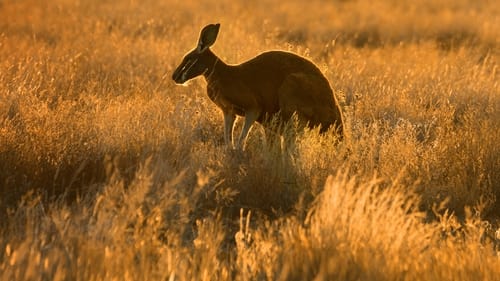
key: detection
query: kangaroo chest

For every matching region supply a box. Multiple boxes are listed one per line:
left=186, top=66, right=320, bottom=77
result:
left=206, top=82, right=251, bottom=116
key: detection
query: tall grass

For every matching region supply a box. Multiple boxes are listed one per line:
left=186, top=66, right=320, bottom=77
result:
left=1, top=0, right=499, bottom=280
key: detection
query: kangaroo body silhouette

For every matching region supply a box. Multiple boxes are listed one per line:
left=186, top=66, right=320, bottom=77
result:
left=172, top=23, right=344, bottom=149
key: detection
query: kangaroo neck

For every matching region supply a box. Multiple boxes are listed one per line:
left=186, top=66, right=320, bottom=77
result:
left=203, top=49, right=227, bottom=83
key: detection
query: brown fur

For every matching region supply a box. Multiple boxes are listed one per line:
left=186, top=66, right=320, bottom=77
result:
left=173, top=24, right=344, bottom=149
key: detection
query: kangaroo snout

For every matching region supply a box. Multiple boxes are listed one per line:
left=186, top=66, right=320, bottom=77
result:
left=172, top=62, right=188, bottom=84
left=172, top=70, right=182, bottom=84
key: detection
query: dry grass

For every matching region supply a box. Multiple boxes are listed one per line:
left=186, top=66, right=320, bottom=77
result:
left=1, top=0, right=499, bottom=280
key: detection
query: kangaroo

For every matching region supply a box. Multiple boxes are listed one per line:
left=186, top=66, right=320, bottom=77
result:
left=172, top=23, right=344, bottom=149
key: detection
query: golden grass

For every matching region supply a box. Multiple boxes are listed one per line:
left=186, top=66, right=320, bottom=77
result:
left=1, top=0, right=499, bottom=280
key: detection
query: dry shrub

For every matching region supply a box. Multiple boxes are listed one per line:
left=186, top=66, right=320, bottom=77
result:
left=235, top=172, right=500, bottom=281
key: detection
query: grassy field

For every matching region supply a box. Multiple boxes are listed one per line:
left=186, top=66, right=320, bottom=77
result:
left=1, top=0, right=499, bottom=280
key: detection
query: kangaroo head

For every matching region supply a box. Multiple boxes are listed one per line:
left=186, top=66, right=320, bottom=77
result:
left=172, top=23, right=220, bottom=84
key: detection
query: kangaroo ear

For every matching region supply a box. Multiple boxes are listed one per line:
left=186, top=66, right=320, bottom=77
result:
left=197, top=23, right=220, bottom=52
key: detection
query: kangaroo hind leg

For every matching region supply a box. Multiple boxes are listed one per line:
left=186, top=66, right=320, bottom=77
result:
left=278, top=74, right=318, bottom=129
left=278, top=73, right=340, bottom=134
